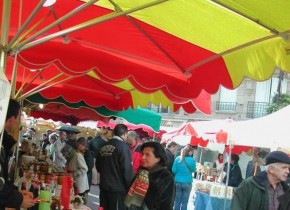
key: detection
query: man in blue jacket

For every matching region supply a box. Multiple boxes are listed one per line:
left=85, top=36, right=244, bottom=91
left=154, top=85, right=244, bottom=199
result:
left=96, top=124, right=134, bottom=210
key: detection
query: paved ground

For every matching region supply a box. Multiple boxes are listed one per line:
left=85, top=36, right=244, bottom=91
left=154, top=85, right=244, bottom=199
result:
left=86, top=184, right=195, bottom=210
left=87, top=185, right=100, bottom=209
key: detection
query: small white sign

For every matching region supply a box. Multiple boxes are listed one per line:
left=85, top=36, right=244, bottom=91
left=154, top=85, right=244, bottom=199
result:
left=0, top=69, right=11, bottom=133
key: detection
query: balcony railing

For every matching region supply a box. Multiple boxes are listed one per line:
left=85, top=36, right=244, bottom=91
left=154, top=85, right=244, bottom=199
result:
left=146, top=103, right=171, bottom=114
left=246, top=101, right=269, bottom=118
left=216, top=102, right=237, bottom=111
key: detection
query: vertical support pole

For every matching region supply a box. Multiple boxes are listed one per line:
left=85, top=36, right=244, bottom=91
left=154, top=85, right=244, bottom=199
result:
left=0, top=0, right=12, bottom=72
left=224, top=140, right=233, bottom=210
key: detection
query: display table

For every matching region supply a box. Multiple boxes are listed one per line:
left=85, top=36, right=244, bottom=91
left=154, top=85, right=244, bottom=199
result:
left=20, top=204, right=91, bottom=210
left=192, top=179, right=233, bottom=210
left=194, top=191, right=231, bottom=210
left=193, top=180, right=233, bottom=199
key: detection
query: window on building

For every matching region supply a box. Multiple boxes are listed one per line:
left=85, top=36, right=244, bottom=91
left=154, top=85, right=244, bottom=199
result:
left=256, top=77, right=288, bottom=103
left=253, top=77, right=288, bottom=118
left=269, top=77, right=287, bottom=98
left=147, top=102, right=170, bottom=114
left=216, top=87, right=237, bottom=111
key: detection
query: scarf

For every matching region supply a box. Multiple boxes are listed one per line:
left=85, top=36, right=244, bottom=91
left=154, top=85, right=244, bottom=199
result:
left=124, top=168, right=149, bottom=207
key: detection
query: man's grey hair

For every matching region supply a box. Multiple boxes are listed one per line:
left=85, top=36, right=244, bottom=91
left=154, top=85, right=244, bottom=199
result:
left=127, top=131, right=140, bottom=140
left=265, top=162, right=284, bottom=172
left=49, top=133, right=59, bottom=142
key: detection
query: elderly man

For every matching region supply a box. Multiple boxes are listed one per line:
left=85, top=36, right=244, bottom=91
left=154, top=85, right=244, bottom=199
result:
left=53, top=130, right=67, bottom=169
left=231, top=150, right=290, bottom=210
left=165, top=141, right=178, bottom=174
left=127, top=131, right=143, bottom=174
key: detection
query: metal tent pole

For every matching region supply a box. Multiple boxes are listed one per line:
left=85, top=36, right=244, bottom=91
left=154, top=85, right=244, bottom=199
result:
left=14, top=0, right=98, bottom=50
left=223, top=141, right=233, bottom=210
left=17, top=0, right=168, bottom=52
left=0, top=0, right=12, bottom=72
left=0, top=0, right=12, bottom=157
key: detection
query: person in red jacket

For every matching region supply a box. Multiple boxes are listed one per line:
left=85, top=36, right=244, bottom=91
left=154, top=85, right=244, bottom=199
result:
left=127, top=131, right=143, bottom=174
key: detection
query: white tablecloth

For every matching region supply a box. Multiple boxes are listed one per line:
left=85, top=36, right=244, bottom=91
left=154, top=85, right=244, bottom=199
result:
left=193, top=179, right=233, bottom=199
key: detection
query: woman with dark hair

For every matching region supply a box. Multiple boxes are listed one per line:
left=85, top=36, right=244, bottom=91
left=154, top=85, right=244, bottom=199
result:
left=223, top=153, right=243, bottom=187
left=213, top=153, right=224, bottom=171
left=125, top=141, right=175, bottom=210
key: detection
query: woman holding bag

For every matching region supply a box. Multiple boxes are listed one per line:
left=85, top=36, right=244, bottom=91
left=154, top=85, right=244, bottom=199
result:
left=172, top=145, right=196, bottom=210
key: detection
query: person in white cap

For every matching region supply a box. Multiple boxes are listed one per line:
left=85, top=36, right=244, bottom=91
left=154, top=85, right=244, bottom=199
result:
left=231, top=150, right=290, bottom=210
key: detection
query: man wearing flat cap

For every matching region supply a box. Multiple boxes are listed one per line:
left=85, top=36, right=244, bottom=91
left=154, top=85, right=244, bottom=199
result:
left=231, top=151, right=290, bottom=210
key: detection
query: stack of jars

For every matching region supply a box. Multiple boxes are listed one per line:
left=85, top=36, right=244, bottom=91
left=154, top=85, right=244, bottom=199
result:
left=21, top=160, right=67, bottom=186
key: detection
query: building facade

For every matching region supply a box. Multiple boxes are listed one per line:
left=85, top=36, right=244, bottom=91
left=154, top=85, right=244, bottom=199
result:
left=149, top=71, right=290, bottom=128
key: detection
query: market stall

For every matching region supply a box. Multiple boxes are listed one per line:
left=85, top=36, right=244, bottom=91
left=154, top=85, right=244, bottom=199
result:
left=96, top=120, right=166, bottom=139
left=229, top=104, right=290, bottom=149
left=161, top=119, right=254, bottom=158
left=161, top=119, right=254, bottom=210
left=193, top=176, right=233, bottom=210
left=195, top=191, right=231, bottom=210
left=15, top=143, right=91, bottom=210
left=161, top=119, right=232, bottom=152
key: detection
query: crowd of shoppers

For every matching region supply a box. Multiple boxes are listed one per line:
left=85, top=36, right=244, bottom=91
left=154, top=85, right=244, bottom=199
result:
left=1, top=99, right=290, bottom=210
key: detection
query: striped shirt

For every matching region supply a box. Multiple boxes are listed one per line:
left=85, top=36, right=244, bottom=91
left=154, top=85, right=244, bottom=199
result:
left=268, top=182, right=284, bottom=210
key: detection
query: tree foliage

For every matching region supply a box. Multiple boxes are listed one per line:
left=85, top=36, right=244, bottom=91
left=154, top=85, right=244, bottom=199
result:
left=267, top=94, right=290, bottom=114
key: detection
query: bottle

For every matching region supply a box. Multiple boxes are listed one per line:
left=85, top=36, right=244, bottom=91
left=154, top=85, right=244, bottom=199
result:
left=47, top=164, right=52, bottom=174
left=20, top=172, right=27, bottom=190
left=26, top=172, right=33, bottom=191
left=32, top=174, right=40, bottom=198
left=50, top=177, right=56, bottom=196
left=29, top=164, right=34, bottom=174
